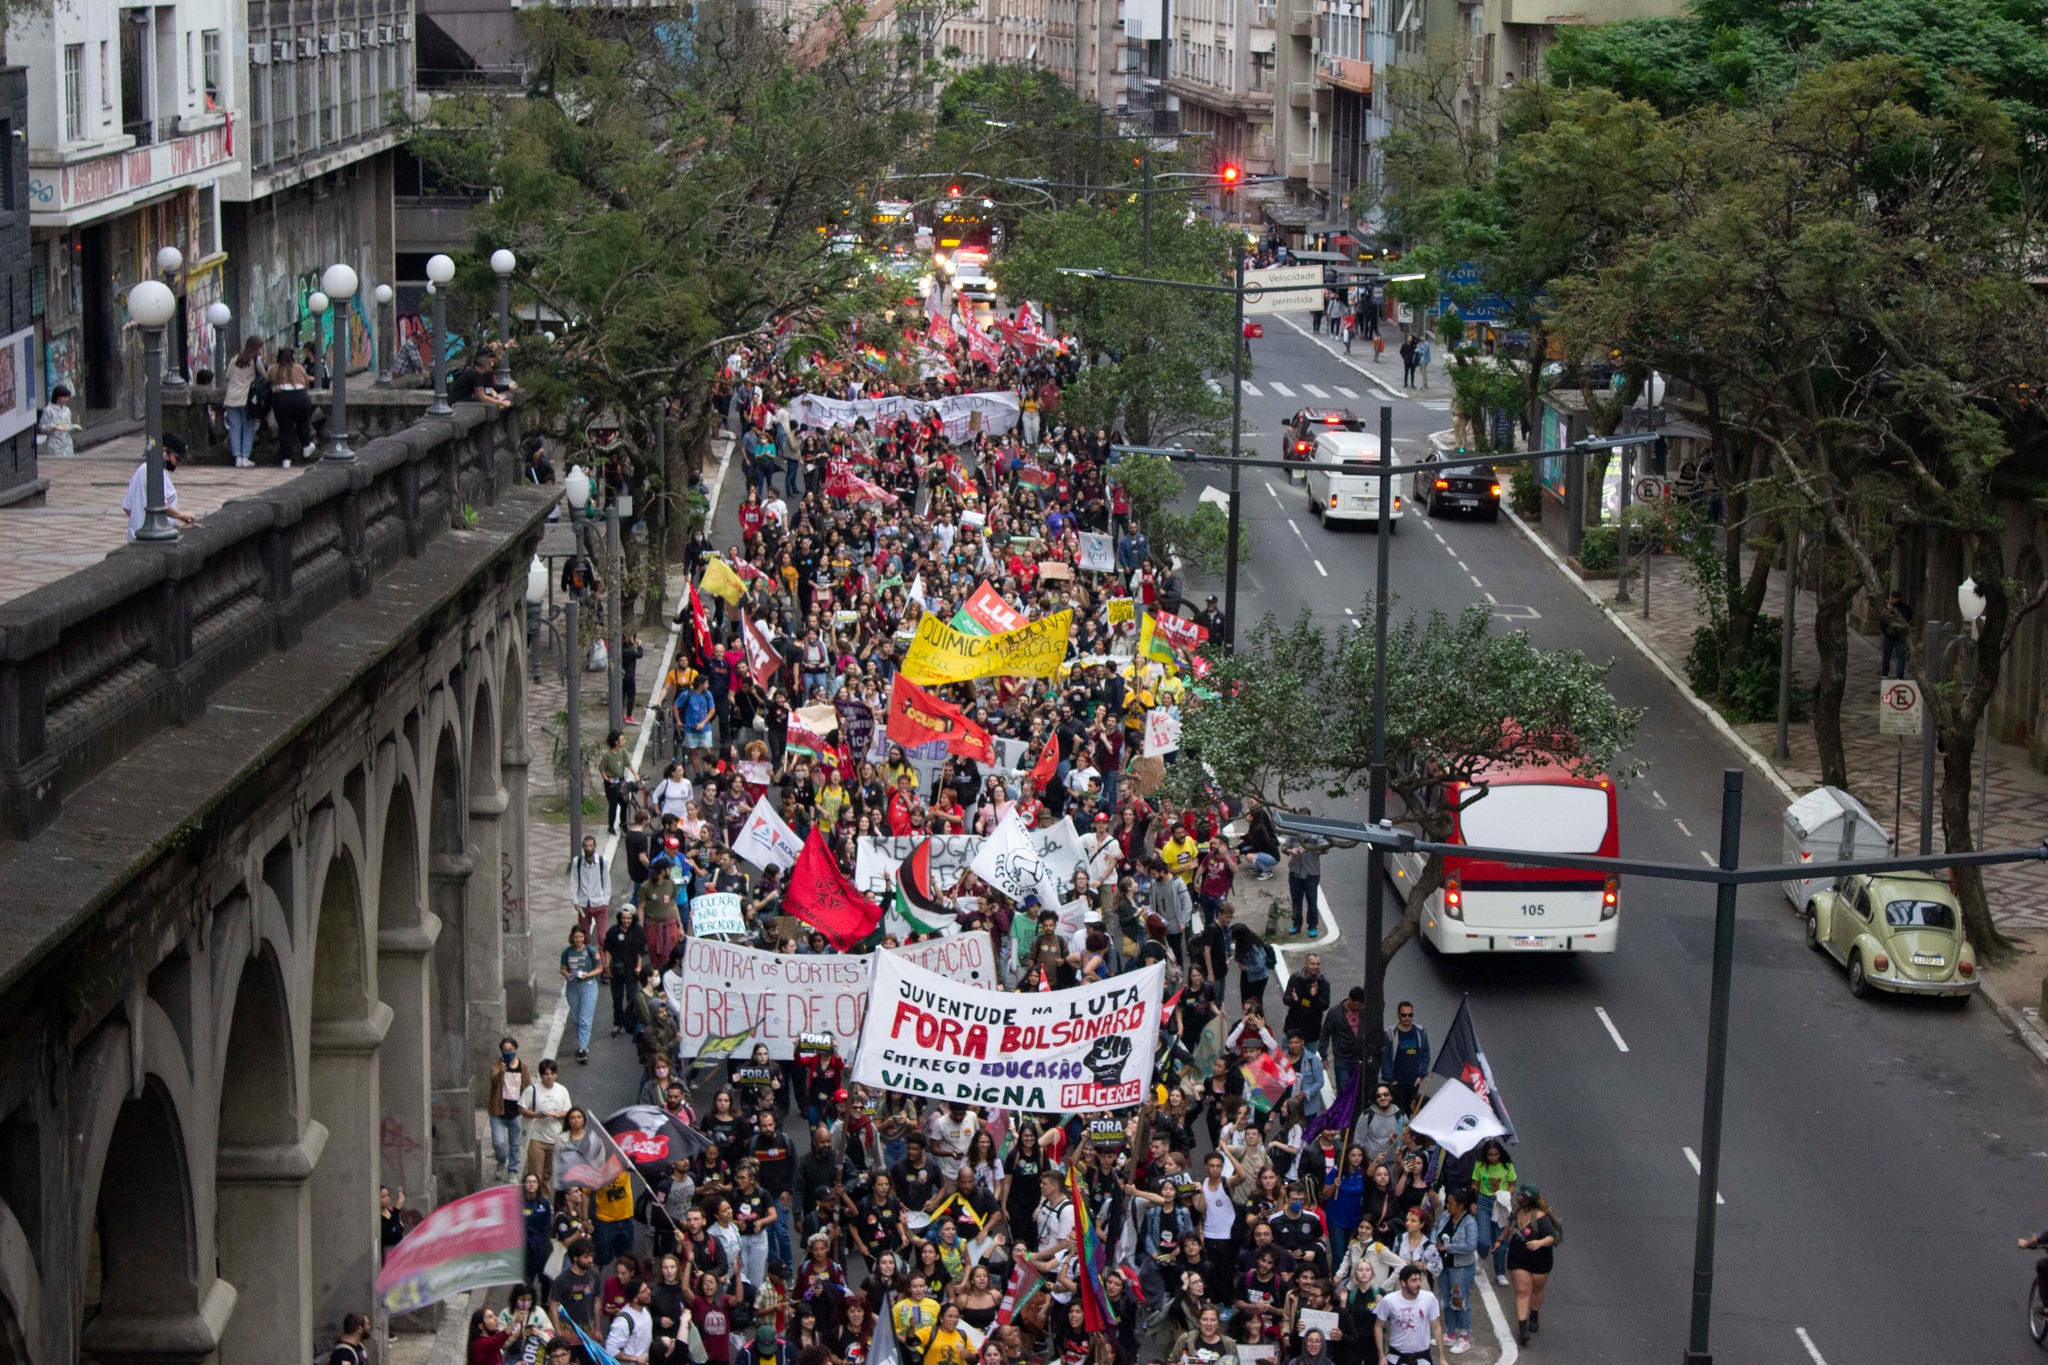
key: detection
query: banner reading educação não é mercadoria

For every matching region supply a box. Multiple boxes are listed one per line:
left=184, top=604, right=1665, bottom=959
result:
left=852, top=953, right=1164, bottom=1110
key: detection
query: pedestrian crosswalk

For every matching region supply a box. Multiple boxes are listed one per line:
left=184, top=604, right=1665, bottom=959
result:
left=1301, top=384, right=1328, bottom=398
left=1241, top=381, right=1262, bottom=397
left=1269, top=382, right=1296, bottom=397
left=1335, top=386, right=1358, bottom=399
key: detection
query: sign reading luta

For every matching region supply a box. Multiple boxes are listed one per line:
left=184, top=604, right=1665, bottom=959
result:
left=853, top=954, right=1164, bottom=1109
left=900, top=609, right=1073, bottom=686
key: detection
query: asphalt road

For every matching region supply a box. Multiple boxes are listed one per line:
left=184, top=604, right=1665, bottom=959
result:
left=1181, top=318, right=2048, bottom=1363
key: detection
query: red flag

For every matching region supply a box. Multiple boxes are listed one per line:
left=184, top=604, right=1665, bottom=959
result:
left=887, top=674, right=995, bottom=764
left=927, top=312, right=957, bottom=351
left=825, top=460, right=899, bottom=504
left=1028, top=733, right=1060, bottom=793
left=1152, top=612, right=1208, bottom=652
left=741, top=614, right=781, bottom=689
left=786, top=830, right=881, bottom=950
left=688, top=584, right=714, bottom=664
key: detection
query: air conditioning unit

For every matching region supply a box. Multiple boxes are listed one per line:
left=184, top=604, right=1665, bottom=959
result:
left=252, top=43, right=270, bottom=64
left=273, top=39, right=290, bottom=60
left=396, top=21, right=411, bottom=39
left=320, top=33, right=336, bottom=52
left=360, top=29, right=373, bottom=48
left=339, top=31, right=355, bottom=49
left=297, top=36, right=315, bottom=57
left=376, top=25, right=390, bottom=43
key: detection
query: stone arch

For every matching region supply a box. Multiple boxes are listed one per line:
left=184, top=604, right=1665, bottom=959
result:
left=306, top=847, right=384, bottom=1348
left=0, top=1201, right=44, bottom=1365
left=214, top=947, right=317, bottom=1365
left=461, top=678, right=508, bottom=1104
left=376, top=775, right=435, bottom=1197
left=426, top=723, right=478, bottom=1194
left=79, top=1079, right=207, bottom=1364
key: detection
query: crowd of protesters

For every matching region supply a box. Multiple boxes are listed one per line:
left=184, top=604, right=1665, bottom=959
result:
left=429, top=288, right=1560, bottom=1365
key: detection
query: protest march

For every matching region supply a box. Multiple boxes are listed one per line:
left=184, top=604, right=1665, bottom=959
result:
left=385, top=290, right=1535, bottom=1365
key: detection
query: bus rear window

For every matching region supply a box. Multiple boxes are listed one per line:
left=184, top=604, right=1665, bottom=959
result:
left=1458, top=783, right=1610, bottom=853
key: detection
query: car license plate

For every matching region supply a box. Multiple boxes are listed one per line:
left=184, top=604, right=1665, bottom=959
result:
left=1512, top=935, right=1548, bottom=948
left=1911, top=952, right=1946, bottom=967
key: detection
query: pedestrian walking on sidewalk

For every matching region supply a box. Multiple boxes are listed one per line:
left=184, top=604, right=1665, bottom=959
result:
left=570, top=834, right=613, bottom=940
left=1400, top=336, right=1419, bottom=387
left=560, top=923, right=604, bottom=1063
left=1417, top=336, right=1434, bottom=389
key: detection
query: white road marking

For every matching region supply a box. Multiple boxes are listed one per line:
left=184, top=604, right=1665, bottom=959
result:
left=1336, top=386, right=1359, bottom=399
left=1315, top=560, right=1329, bottom=577
left=1595, top=1007, right=1629, bottom=1052
left=1674, top=818, right=1694, bottom=837
left=1265, top=480, right=1280, bottom=500
left=1457, top=560, right=1469, bottom=571
left=1301, top=384, right=1328, bottom=398
left=1794, top=1328, right=1828, bottom=1365
left=1682, top=1147, right=1727, bottom=1204
left=1344, top=607, right=1356, bottom=616
left=1470, top=575, right=1484, bottom=588
left=1242, top=381, right=1262, bottom=397
left=1652, top=790, right=1669, bottom=808
left=1483, top=591, right=1498, bottom=605
left=1700, top=851, right=1716, bottom=866
left=1275, top=315, right=1408, bottom=400
left=1269, top=381, right=1295, bottom=397
left=1431, top=530, right=1447, bottom=543
left=1444, top=543, right=1458, bottom=556
left=1288, top=520, right=1315, bottom=552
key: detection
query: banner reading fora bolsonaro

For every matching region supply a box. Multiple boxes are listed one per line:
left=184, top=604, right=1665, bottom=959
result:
left=852, top=953, right=1164, bottom=1110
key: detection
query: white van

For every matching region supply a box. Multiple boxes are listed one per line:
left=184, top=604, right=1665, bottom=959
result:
left=1306, top=429, right=1403, bottom=527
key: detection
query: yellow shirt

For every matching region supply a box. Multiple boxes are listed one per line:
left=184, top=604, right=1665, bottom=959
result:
left=594, top=1171, right=635, bottom=1223
left=919, top=1327, right=972, bottom=1365
left=893, top=1297, right=942, bottom=1342
left=1162, top=834, right=1199, bottom=883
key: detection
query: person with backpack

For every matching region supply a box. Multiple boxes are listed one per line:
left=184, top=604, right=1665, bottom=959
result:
left=222, top=338, right=265, bottom=467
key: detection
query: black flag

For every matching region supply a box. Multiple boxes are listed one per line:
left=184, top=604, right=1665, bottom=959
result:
left=1431, top=995, right=1517, bottom=1143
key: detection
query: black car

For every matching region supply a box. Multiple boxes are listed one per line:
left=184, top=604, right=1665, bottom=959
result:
left=1282, top=407, right=1366, bottom=466
left=1415, top=452, right=1502, bottom=521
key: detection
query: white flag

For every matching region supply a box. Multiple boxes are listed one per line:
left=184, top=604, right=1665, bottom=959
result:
left=1142, top=709, right=1182, bottom=757
left=1409, top=1077, right=1509, bottom=1157
left=733, top=796, right=803, bottom=871
left=1078, top=532, right=1115, bottom=573
left=970, top=811, right=1045, bottom=906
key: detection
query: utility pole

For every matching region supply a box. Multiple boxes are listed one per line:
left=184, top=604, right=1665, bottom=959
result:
left=1364, top=405, right=1393, bottom=1079
left=607, top=498, right=625, bottom=734
left=1223, top=244, right=1246, bottom=651
left=566, top=594, right=584, bottom=863
left=1141, top=154, right=1153, bottom=269
left=1684, top=768, right=1745, bottom=1364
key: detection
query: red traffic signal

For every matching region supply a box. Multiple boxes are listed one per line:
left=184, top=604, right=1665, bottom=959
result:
left=1220, top=164, right=1241, bottom=186
left=947, top=183, right=963, bottom=197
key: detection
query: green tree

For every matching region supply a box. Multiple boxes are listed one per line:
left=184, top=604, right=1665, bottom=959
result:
left=997, top=203, right=1238, bottom=447
left=1175, top=604, right=1642, bottom=962
left=1109, top=449, right=1251, bottom=571
left=412, top=2, right=926, bottom=554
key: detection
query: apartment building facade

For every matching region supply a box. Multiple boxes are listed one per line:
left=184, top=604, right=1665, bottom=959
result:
left=1160, top=0, right=1274, bottom=205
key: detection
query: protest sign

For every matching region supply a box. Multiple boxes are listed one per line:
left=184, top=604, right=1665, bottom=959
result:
left=852, top=954, right=1165, bottom=1109
left=376, top=1185, right=525, bottom=1314
left=1297, top=1310, right=1339, bottom=1340
left=667, top=932, right=996, bottom=1059
left=901, top=610, right=1073, bottom=686
left=1106, top=598, right=1135, bottom=625
left=689, top=892, right=746, bottom=937
left=1143, top=709, right=1182, bottom=757
left=963, top=582, right=1028, bottom=635
left=971, top=813, right=1045, bottom=905
left=854, top=834, right=983, bottom=897
left=1078, top=533, right=1115, bottom=572
left=734, top=796, right=804, bottom=871
left=1036, top=560, right=1074, bottom=581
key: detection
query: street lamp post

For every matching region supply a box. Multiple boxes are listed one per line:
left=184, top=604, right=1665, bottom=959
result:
left=205, top=300, right=232, bottom=382
left=156, top=247, right=187, bottom=388
left=374, top=283, right=395, bottom=387
left=321, top=264, right=358, bottom=461
left=526, top=556, right=547, bottom=686
left=491, top=249, right=517, bottom=388
left=566, top=464, right=592, bottom=863
left=127, top=280, right=181, bottom=542
left=426, top=254, right=456, bottom=416
left=607, top=491, right=626, bottom=734
left=1960, top=576, right=1990, bottom=842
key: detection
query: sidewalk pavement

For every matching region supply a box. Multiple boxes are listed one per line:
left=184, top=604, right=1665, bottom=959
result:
left=1461, top=428, right=2048, bottom=1054
left=0, top=440, right=299, bottom=605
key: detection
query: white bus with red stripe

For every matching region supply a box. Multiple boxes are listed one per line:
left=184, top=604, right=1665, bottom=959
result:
left=1415, top=764, right=1621, bottom=954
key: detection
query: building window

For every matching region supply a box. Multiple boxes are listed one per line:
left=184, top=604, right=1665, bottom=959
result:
left=64, top=44, right=86, bottom=141
left=202, top=30, right=221, bottom=106
left=101, top=41, right=113, bottom=111
left=248, top=55, right=267, bottom=163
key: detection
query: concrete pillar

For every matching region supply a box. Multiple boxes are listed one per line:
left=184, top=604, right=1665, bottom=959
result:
left=309, top=1005, right=390, bottom=1348
left=501, top=742, right=535, bottom=1024
left=377, top=913, right=440, bottom=1202
left=216, top=1122, right=329, bottom=1365
left=429, top=852, right=480, bottom=1197
left=465, top=786, right=509, bottom=1098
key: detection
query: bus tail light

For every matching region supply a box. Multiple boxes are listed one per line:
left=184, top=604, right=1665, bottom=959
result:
left=1602, top=876, right=1618, bottom=920
left=1444, top=879, right=1463, bottom=920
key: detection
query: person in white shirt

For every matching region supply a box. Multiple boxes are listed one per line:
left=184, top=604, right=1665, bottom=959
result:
left=37, top=385, right=80, bottom=459
left=926, top=1102, right=979, bottom=1181
left=605, top=1279, right=656, bottom=1364
left=1033, top=1169, right=1075, bottom=1253
left=763, top=493, right=788, bottom=528
left=650, top=763, right=695, bottom=823
left=519, top=1059, right=573, bottom=1187
left=568, top=835, right=612, bottom=938
left=1373, top=1264, right=1446, bottom=1365
left=122, top=440, right=201, bottom=540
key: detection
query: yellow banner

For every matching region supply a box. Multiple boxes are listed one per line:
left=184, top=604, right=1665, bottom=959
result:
left=700, top=556, right=747, bottom=606
left=1107, top=597, right=1135, bottom=624
left=901, top=609, right=1074, bottom=685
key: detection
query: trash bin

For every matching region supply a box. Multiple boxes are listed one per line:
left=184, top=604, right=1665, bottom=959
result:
left=1781, top=785, right=1890, bottom=910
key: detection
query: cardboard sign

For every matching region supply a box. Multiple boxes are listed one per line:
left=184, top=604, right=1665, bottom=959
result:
left=690, top=892, right=747, bottom=937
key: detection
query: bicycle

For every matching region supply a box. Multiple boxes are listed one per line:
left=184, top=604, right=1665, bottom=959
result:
left=2020, top=1234, right=2048, bottom=1345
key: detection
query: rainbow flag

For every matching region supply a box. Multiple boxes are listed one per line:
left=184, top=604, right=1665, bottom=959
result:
left=1067, top=1164, right=1117, bottom=1330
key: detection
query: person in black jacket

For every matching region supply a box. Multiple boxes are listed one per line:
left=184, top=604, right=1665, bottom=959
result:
left=603, top=908, right=647, bottom=1037
left=1282, top=954, right=1330, bottom=1046
left=1324, top=988, right=1369, bottom=1100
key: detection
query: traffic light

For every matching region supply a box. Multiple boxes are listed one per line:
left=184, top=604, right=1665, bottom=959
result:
left=947, top=183, right=963, bottom=198
left=1220, top=164, right=1241, bottom=188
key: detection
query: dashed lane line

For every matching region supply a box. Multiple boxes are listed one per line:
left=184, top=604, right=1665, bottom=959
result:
left=1595, top=1007, right=1630, bottom=1052
left=1682, top=1147, right=1726, bottom=1204
left=1315, top=560, right=1329, bottom=577
left=1795, top=1329, right=1828, bottom=1365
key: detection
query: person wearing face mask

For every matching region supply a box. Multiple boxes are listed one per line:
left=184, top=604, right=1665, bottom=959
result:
left=488, top=1036, right=527, bottom=1179
left=1270, top=1181, right=1327, bottom=1275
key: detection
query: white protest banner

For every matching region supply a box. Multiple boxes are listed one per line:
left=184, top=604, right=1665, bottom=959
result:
left=734, top=796, right=804, bottom=871
left=689, top=892, right=746, bottom=937
left=971, top=813, right=1044, bottom=905
left=1031, top=816, right=1086, bottom=890
left=1077, top=532, right=1115, bottom=573
left=1142, top=709, right=1182, bottom=757
left=854, top=834, right=983, bottom=897
left=667, top=932, right=997, bottom=1060
left=853, top=955, right=1164, bottom=1110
